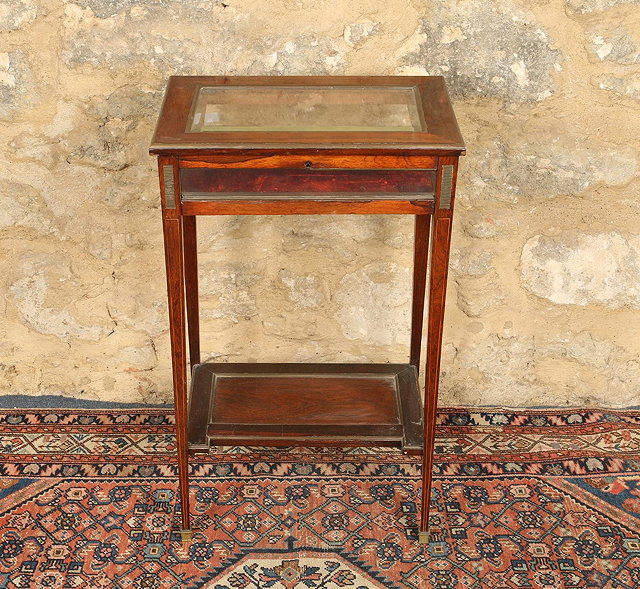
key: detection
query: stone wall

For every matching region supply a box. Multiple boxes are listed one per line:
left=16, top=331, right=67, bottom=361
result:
left=0, top=0, right=638, bottom=406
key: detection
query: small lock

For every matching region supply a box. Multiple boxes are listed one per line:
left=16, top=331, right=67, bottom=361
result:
left=304, top=161, right=312, bottom=168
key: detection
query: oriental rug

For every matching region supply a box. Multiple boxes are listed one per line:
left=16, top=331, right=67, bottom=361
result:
left=0, top=407, right=639, bottom=588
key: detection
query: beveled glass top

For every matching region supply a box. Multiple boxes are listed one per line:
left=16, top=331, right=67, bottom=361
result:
left=150, top=76, right=465, bottom=153
left=187, top=86, right=424, bottom=133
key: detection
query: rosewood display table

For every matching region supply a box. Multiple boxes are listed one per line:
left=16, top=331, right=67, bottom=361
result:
left=149, top=76, right=465, bottom=543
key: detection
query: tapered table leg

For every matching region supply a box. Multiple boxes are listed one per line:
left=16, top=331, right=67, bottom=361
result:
left=410, top=214, right=430, bottom=372
left=183, top=215, right=201, bottom=370
left=162, top=213, right=192, bottom=540
left=420, top=159, right=457, bottom=544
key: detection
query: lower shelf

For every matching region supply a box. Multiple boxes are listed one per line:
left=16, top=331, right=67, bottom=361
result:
left=187, top=363, right=424, bottom=455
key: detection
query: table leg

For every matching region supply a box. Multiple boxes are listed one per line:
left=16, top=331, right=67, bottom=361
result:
left=419, top=157, right=457, bottom=543
left=162, top=215, right=192, bottom=540
left=183, top=215, right=201, bottom=369
left=419, top=213, right=453, bottom=543
left=410, top=214, right=430, bottom=371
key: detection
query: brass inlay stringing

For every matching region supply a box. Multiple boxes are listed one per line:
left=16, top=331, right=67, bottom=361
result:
left=163, top=165, right=176, bottom=209
left=439, top=165, right=454, bottom=210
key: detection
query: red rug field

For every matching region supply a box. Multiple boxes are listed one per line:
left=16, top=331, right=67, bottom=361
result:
left=0, top=407, right=639, bottom=588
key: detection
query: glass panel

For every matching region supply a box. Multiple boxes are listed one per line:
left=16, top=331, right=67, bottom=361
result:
left=188, top=86, right=424, bottom=132
left=180, top=168, right=435, bottom=201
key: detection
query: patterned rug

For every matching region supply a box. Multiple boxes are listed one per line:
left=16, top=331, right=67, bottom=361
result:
left=0, top=407, right=639, bottom=588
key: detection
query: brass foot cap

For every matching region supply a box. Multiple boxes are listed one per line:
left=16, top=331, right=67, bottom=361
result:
left=418, top=531, right=430, bottom=544
left=180, top=529, right=193, bottom=542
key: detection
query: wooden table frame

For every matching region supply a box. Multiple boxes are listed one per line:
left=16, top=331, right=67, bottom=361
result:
left=150, top=76, right=464, bottom=544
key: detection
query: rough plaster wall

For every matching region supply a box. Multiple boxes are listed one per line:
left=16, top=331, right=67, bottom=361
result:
left=0, top=0, right=638, bottom=406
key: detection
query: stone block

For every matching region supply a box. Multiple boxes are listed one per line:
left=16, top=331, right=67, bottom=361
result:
left=61, top=3, right=215, bottom=70
left=444, top=333, right=538, bottom=405
left=464, top=218, right=499, bottom=239
left=262, top=314, right=320, bottom=340
left=589, top=29, right=639, bottom=64
left=0, top=50, right=36, bottom=118
left=278, top=269, right=326, bottom=309
left=64, top=119, right=130, bottom=171
left=456, top=272, right=505, bottom=317
left=565, top=0, right=639, bottom=15
left=344, top=21, right=379, bottom=47
left=520, top=232, right=640, bottom=308
left=8, top=134, right=59, bottom=168
left=466, top=136, right=637, bottom=202
left=334, top=262, right=410, bottom=347
left=9, top=253, right=113, bottom=341
left=0, top=180, right=55, bottom=235
left=0, top=0, right=39, bottom=31
left=266, top=37, right=347, bottom=74
left=596, top=74, right=640, bottom=100
left=540, top=332, right=640, bottom=404
left=198, top=262, right=259, bottom=323
left=116, top=340, right=157, bottom=372
left=70, top=0, right=170, bottom=19
left=451, top=248, right=494, bottom=277
left=403, top=0, right=561, bottom=102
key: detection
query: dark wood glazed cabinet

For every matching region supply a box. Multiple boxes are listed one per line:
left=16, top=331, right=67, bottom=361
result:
left=149, top=76, right=465, bottom=544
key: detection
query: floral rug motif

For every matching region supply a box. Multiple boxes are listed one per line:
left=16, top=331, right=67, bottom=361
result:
left=205, top=555, right=385, bottom=588
left=0, top=407, right=639, bottom=588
